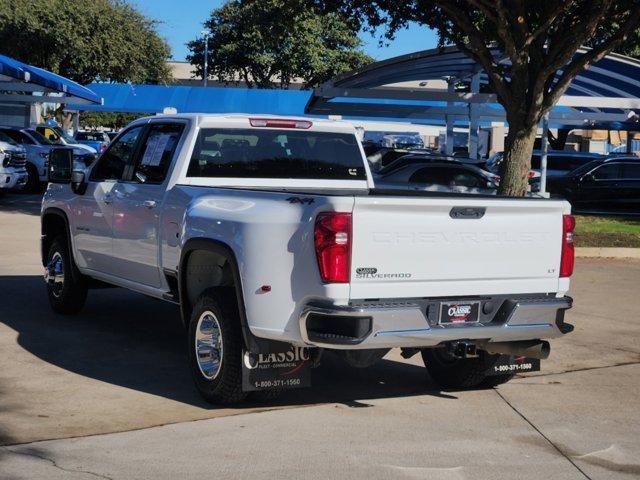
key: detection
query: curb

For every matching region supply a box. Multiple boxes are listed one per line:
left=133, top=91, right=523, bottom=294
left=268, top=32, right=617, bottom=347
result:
left=575, top=247, right=640, bottom=259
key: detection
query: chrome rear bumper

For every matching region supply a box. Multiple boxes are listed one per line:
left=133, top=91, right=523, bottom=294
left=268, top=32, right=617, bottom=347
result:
left=300, top=296, right=572, bottom=350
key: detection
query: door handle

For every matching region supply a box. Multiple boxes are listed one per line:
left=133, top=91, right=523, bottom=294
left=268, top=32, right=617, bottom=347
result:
left=142, top=200, right=157, bottom=209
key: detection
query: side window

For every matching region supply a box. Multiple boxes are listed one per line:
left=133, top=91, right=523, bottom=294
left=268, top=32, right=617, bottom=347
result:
left=0, top=130, right=19, bottom=143
left=133, top=123, right=184, bottom=184
left=592, top=163, right=621, bottom=180
left=409, top=167, right=455, bottom=185
left=621, top=163, right=640, bottom=180
left=19, top=132, right=35, bottom=145
left=92, top=126, right=144, bottom=181
left=451, top=170, right=483, bottom=188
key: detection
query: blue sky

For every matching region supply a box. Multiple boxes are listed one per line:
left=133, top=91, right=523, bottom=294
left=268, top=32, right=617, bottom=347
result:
left=127, top=0, right=438, bottom=62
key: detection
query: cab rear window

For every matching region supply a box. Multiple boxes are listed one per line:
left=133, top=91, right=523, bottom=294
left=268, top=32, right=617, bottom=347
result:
left=187, top=128, right=366, bottom=180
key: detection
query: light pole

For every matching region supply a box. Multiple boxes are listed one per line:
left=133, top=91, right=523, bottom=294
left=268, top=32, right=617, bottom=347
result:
left=201, top=29, right=210, bottom=87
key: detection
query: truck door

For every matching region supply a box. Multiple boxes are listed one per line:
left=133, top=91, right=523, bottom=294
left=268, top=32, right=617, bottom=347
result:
left=112, top=122, right=185, bottom=288
left=73, top=125, right=145, bottom=275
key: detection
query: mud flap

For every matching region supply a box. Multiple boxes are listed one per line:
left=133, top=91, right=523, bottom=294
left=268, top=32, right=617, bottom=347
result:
left=241, top=346, right=312, bottom=391
left=485, top=355, right=541, bottom=375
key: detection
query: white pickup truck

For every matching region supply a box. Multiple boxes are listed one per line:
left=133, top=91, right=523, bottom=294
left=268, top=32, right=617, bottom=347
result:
left=42, top=114, right=574, bottom=403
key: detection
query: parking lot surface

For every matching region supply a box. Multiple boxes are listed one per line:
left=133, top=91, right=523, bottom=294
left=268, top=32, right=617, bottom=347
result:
left=1, top=193, right=639, bottom=479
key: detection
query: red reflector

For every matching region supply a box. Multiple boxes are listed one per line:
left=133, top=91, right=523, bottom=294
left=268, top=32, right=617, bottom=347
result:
left=314, top=212, right=351, bottom=283
left=249, top=118, right=312, bottom=129
left=560, top=214, right=575, bottom=277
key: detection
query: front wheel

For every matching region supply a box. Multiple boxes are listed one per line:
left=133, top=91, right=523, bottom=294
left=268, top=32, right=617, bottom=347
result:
left=45, top=237, right=88, bottom=314
left=188, top=290, right=246, bottom=404
left=422, top=348, right=515, bottom=389
left=24, top=163, right=41, bottom=193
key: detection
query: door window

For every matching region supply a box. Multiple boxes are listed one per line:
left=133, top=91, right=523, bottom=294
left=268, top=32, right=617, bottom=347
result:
left=409, top=166, right=455, bottom=185
left=92, top=126, right=144, bottom=181
left=621, top=163, right=640, bottom=180
left=591, top=163, right=621, bottom=180
left=133, top=123, right=184, bottom=184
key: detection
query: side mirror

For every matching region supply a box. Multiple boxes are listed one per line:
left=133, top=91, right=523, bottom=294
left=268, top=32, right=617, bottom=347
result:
left=48, top=148, right=73, bottom=183
left=71, top=170, right=88, bottom=195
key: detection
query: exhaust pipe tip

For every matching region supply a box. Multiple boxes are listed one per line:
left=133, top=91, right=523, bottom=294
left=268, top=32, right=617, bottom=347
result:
left=539, top=341, right=551, bottom=360
left=482, top=340, right=551, bottom=360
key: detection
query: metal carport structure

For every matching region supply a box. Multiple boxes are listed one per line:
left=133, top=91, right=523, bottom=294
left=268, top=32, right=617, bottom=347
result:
left=0, top=54, right=102, bottom=106
left=305, top=46, right=640, bottom=192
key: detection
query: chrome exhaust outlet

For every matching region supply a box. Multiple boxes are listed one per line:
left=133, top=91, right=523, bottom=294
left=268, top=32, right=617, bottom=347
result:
left=481, top=340, right=550, bottom=360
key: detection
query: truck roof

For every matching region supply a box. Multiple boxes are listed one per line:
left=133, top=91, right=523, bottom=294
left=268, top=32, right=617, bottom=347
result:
left=138, top=113, right=357, bottom=133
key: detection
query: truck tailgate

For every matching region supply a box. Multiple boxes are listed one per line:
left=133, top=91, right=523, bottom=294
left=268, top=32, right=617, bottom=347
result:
left=350, top=196, right=569, bottom=299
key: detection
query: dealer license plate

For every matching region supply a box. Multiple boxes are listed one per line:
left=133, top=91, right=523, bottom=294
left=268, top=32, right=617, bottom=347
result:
left=439, top=301, right=480, bottom=324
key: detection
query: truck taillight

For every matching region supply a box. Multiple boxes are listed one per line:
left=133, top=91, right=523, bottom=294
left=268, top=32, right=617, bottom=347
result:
left=314, top=212, right=351, bottom=283
left=560, top=214, right=575, bottom=277
left=100, top=143, right=106, bottom=153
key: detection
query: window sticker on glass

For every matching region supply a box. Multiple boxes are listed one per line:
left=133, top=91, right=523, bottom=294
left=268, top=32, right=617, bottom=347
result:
left=141, top=133, right=172, bottom=167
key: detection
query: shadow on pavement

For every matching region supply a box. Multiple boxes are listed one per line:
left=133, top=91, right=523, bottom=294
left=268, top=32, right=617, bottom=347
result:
left=0, top=275, right=452, bottom=411
left=0, top=192, right=43, bottom=216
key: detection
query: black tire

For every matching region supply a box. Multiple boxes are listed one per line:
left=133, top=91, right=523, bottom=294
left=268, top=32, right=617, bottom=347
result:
left=45, top=237, right=88, bottom=315
left=24, top=163, right=40, bottom=193
left=188, top=290, right=246, bottom=404
left=422, top=348, right=515, bottom=389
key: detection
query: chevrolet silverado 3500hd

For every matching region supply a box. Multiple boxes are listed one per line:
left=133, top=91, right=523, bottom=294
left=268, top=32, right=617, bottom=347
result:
left=42, top=114, right=574, bottom=403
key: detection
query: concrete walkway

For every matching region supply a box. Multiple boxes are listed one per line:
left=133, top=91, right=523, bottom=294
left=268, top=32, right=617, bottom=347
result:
left=1, top=193, right=639, bottom=479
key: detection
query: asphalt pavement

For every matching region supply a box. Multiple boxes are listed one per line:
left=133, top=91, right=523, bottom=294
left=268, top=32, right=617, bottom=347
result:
left=0, top=193, right=639, bottom=480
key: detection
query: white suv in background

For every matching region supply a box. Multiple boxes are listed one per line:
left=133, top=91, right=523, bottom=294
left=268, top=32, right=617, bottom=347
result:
left=0, top=127, right=53, bottom=192
left=0, top=131, right=27, bottom=193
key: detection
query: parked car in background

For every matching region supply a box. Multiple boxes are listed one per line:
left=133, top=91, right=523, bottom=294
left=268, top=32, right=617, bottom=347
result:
left=0, top=131, right=28, bottom=193
left=74, top=131, right=110, bottom=154
left=530, top=151, right=605, bottom=176
left=0, top=126, right=54, bottom=191
left=35, top=125, right=97, bottom=170
left=374, top=155, right=500, bottom=195
left=542, top=156, right=640, bottom=215
left=0, top=127, right=97, bottom=190
left=363, top=130, right=425, bottom=149
left=487, top=150, right=604, bottom=179
left=380, top=133, right=425, bottom=150
left=366, top=147, right=458, bottom=172
left=36, top=124, right=97, bottom=165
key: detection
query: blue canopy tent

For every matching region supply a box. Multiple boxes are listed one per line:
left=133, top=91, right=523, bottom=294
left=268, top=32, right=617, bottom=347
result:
left=71, top=83, right=308, bottom=115
left=0, top=54, right=102, bottom=105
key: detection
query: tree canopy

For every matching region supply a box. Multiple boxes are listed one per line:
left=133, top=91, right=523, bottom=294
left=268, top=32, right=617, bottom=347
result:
left=318, top=0, right=640, bottom=195
left=0, top=0, right=172, bottom=85
left=187, top=0, right=373, bottom=89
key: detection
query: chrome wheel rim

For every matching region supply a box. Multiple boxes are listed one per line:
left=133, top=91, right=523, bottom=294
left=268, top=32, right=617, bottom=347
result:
left=45, top=252, right=64, bottom=298
left=195, top=310, right=223, bottom=380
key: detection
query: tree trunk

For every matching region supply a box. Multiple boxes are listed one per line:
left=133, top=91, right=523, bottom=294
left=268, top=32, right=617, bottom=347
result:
left=499, top=121, right=538, bottom=196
